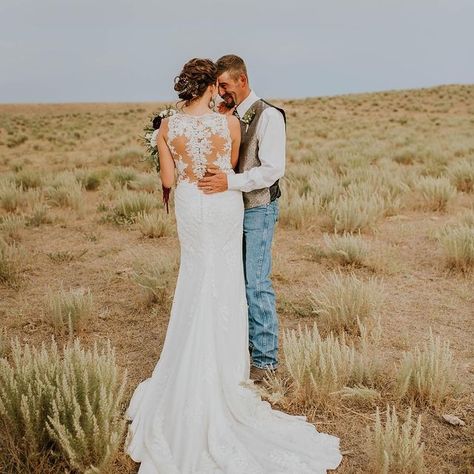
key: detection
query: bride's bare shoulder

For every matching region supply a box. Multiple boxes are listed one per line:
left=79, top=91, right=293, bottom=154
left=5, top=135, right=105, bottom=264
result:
left=226, top=114, right=240, bottom=128
left=225, top=115, right=240, bottom=139
left=160, top=116, right=170, bottom=129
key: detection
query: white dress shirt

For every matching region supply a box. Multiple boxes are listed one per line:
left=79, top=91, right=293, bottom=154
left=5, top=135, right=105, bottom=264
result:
left=226, top=90, right=286, bottom=193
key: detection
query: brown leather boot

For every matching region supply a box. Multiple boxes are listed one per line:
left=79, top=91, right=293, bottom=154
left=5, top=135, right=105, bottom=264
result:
left=250, top=365, right=277, bottom=384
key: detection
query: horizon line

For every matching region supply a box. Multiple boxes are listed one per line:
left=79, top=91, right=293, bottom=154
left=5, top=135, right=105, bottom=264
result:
left=0, top=82, right=472, bottom=107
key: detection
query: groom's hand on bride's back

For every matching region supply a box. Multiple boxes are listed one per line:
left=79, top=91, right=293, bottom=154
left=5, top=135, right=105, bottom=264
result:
left=198, top=164, right=228, bottom=194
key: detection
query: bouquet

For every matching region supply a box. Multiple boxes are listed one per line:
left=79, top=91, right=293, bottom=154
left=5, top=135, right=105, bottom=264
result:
left=141, top=105, right=177, bottom=173
left=141, top=106, right=177, bottom=213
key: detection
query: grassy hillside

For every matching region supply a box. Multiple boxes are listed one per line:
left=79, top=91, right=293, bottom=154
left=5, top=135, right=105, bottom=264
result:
left=0, top=84, right=473, bottom=472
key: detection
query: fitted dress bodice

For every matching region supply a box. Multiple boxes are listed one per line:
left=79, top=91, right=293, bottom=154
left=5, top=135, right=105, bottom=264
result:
left=165, top=112, right=234, bottom=185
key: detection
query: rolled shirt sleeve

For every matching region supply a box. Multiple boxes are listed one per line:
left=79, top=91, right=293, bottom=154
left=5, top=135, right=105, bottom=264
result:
left=227, top=107, right=286, bottom=192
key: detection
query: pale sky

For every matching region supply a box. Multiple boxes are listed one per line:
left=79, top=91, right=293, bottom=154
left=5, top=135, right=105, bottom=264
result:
left=0, top=0, right=473, bottom=104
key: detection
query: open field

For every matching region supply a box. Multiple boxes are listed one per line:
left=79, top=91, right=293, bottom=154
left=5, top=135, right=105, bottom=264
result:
left=0, top=84, right=473, bottom=473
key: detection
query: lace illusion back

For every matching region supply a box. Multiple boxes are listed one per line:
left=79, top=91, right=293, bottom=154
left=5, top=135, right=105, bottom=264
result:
left=165, top=112, right=234, bottom=184
left=124, top=109, right=343, bottom=473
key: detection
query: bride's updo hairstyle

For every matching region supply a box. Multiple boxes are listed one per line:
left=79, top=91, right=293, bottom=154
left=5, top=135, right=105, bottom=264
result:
left=174, top=58, right=217, bottom=104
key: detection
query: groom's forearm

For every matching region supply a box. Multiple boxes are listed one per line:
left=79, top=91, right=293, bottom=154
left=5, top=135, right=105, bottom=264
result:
left=227, top=165, right=284, bottom=192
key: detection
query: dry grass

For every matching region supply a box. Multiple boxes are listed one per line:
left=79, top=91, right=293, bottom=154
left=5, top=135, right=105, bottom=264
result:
left=448, top=157, right=474, bottom=193
left=281, top=318, right=385, bottom=410
left=130, top=252, right=178, bottom=305
left=310, top=232, right=370, bottom=267
left=43, top=171, right=85, bottom=211
left=437, top=223, right=474, bottom=273
left=0, top=181, right=27, bottom=212
left=0, top=214, right=26, bottom=243
left=135, top=210, right=174, bottom=238
left=278, top=179, right=320, bottom=229
left=0, top=328, right=9, bottom=358
left=110, top=190, right=158, bottom=224
left=27, top=202, right=53, bottom=227
left=395, top=328, right=463, bottom=408
left=309, top=270, right=384, bottom=335
left=366, top=404, right=425, bottom=473
left=326, top=187, right=386, bottom=233
left=14, top=168, right=44, bottom=190
left=337, top=385, right=381, bottom=405
left=0, top=84, right=473, bottom=472
left=282, top=322, right=357, bottom=408
left=0, top=238, right=27, bottom=288
left=74, top=168, right=103, bottom=191
left=109, top=166, right=139, bottom=189
left=45, top=285, right=95, bottom=336
left=415, top=176, right=457, bottom=212
left=458, top=209, right=474, bottom=227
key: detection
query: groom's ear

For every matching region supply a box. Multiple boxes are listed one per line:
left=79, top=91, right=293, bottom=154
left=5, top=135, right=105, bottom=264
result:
left=239, top=73, right=248, bottom=87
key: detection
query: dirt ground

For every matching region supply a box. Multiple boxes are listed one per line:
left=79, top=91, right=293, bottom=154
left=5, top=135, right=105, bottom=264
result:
left=1, top=84, right=473, bottom=473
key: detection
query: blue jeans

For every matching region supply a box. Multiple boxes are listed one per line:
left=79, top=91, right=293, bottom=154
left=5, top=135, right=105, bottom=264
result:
left=243, top=199, right=279, bottom=370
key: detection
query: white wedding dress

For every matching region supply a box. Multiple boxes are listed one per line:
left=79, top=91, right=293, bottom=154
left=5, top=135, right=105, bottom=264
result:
left=124, top=111, right=343, bottom=473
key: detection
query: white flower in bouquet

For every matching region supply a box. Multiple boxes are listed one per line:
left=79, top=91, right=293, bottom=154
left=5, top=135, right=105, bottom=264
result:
left=150, top=129, right=159, bottom=148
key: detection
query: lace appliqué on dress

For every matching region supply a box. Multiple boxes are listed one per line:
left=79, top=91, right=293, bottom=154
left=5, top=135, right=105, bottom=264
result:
left=166, top=112, right=232, bottom=185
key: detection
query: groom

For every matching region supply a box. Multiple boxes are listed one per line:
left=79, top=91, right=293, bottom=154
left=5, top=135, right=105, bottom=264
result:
left=197, top=54, right=286, bottom=383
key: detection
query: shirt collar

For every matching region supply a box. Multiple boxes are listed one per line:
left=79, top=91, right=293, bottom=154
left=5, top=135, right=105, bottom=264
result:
left=236, top=89, right=260, bottom=118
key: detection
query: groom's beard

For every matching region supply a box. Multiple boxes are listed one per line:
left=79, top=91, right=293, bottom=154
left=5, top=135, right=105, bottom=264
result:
left=220, top=93, right=236, bottom=109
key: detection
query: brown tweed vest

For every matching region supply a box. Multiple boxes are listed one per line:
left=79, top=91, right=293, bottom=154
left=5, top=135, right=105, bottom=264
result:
left=237, top=99, right=286, bottom=209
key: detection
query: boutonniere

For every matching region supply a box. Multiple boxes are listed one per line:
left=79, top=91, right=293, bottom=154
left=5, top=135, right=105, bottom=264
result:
left=241, top=108, right=256, bottom=132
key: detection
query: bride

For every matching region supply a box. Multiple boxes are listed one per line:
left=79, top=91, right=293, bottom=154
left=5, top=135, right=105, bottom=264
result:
left=124, top=58, right=343, bottom=473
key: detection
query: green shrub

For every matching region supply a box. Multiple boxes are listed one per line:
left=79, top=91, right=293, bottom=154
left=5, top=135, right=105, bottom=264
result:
left=0, top=338, right=127, bottom=473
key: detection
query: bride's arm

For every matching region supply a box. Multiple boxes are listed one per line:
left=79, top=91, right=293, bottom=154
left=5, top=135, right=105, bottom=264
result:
left=228, top=115, right=241, bottom=169
left=157, top=119, right=175, bottom=188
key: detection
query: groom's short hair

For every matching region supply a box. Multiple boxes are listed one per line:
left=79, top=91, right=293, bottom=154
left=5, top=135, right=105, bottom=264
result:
left=216, top=54, right=248, bottom=81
